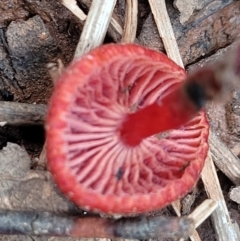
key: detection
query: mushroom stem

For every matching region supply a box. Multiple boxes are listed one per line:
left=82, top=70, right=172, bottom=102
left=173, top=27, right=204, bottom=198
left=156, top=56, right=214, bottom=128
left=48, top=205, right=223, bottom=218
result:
left=120, top=56, right=235, bottom=147
left=120, top=82, right=200, bottom=146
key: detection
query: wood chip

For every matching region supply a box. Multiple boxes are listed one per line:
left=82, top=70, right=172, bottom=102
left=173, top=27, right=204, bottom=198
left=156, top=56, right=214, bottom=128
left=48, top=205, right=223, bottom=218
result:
left=121, top=0, right=138, bottom=43
left=74, top=0, right=117, bottom=57
left=229, top=186, right=240, bottom=205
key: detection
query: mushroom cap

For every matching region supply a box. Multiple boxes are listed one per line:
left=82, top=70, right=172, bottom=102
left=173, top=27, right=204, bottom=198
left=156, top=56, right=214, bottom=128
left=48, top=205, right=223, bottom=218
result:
left=46, top=44, right=209, bottom=215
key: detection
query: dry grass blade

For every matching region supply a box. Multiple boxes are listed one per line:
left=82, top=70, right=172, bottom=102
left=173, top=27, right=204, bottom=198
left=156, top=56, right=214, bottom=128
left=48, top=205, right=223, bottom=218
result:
left=60, top=0, right=86, bottom=22
left=121, top=0, right=138, bottom=43
left=209, top=131, right=240, bottom=185
left=202, top=154, right=240, bottom=241
left=109, top=14, right=123, bottom=37
left=74, top=0, right=117, bottom=57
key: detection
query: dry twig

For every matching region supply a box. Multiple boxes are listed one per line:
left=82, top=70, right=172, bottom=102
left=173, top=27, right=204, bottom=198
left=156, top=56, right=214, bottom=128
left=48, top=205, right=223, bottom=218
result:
left=0, top=210, right=194, bottom=239
left=0, top=101, right=47, bottom=125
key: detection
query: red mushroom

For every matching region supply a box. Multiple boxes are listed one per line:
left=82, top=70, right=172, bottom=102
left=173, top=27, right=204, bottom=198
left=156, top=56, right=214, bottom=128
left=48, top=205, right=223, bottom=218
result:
left=46, top=44, right=209, bottom=215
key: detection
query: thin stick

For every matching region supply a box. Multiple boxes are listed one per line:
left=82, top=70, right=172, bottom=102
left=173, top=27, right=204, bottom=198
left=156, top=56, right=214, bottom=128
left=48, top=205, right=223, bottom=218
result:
left=0, top=101, right=47, bottom=125
left=0, top=210, right=194, bottom=239
left=202, top=154, right=240, bottom=241
left=121, top=0, right=138, bottom=43
left=74, top=0, right=117, bottom=57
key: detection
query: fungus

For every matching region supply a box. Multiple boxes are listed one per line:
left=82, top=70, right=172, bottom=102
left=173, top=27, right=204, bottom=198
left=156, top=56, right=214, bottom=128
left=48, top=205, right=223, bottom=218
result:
left=46, top=44, right=209, bottom=215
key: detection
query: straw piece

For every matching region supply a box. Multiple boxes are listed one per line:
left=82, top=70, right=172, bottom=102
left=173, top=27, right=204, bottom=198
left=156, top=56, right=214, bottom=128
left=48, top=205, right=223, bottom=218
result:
left=60, top=0, right=86, bottom=22
left=201, top=154, right=239, bottom=241
left=74, top=0, right=117, bottom=57
left=121, top=0, right=138, bottom=43
left=148, top=0, right=183, bottom=67
left=79, top=0, right=123, bottom=42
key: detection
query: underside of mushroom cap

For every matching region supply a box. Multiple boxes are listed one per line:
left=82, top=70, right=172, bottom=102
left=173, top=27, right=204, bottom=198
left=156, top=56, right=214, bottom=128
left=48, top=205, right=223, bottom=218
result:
left=46, top=44, right=209, bottom=215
